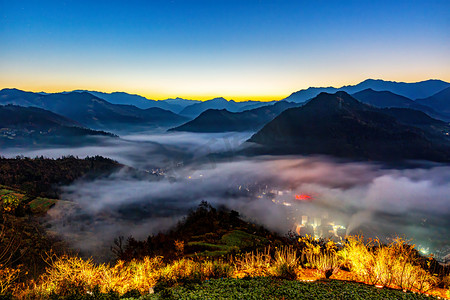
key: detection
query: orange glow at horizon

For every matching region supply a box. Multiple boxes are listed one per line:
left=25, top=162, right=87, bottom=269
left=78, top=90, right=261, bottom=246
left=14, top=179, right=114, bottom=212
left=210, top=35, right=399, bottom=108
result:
left=2, top=73, right=449, bottom=102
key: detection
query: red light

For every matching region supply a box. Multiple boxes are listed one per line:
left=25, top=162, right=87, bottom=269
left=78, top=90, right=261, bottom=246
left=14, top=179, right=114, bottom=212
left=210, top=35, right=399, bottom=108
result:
left=295, top=194, right=312, bottom=201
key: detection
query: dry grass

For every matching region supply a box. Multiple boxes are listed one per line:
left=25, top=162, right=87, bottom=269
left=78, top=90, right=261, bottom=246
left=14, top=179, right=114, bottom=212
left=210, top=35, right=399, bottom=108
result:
left=339, top=236, right=437, bottom=292
left=0, top=265, right=21, bottom=294
left=300, top=235, right=339, bottom=278
left=270, top=246, right=300, bottom=279
left=233, top=248, right=272, bottom=278
left=26, top=255, right=164, bottom=297
left=10, top=236, right=449, bottom=298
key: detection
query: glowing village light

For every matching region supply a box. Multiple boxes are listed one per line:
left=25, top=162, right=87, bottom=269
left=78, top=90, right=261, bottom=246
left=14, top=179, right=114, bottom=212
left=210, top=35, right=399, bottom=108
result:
left=295, top=194, right=313, bottom=201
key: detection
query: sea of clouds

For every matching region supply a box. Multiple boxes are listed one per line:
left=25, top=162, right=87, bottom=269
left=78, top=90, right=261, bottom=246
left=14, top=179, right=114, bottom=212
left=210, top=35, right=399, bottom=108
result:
left=2, top=131, right=449, bottom=261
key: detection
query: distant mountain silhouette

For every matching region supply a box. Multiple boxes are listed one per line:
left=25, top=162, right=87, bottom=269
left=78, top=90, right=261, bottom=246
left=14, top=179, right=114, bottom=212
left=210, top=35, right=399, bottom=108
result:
left=0, top=105, right=115, bottom=147
left=179, top=97, right=275, bottom=117
left=0, top=89, right=188, bottom=130
left=352, top=89, right=415, bottom=107
left=351, top=89, right=449, bottom=121
left=159, top=97, right=202, bottom=113
left=416, top=87, right=450, bottom=115
left=248, top=92, right=450, bottom=162
left=73, top=91, right=199, bottom=113
left=171, top=101, right=299, bottom=132
left=284, top=79, right=450, bottom=103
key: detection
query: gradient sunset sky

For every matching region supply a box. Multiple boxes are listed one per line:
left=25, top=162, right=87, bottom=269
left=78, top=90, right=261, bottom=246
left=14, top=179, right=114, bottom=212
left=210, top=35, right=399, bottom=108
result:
left=1, top=0, right=449, bottom=101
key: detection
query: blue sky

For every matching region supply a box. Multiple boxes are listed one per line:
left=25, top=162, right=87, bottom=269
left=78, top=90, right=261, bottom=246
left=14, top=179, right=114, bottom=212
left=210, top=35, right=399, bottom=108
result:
left=1, top=0, right=449, bottom=100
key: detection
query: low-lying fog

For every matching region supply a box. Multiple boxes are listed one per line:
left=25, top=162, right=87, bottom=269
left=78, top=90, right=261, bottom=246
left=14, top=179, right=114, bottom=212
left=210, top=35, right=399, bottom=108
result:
left=2, top=131, right=449, bottom=261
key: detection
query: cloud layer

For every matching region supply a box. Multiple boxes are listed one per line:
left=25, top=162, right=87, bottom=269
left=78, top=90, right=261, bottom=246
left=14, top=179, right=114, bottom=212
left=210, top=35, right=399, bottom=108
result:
left=3, top=132, right=449, bottom=261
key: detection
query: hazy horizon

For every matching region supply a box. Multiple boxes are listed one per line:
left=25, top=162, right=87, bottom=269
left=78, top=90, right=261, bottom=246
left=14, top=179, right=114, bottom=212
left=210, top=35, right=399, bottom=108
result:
left=2, top=77, right=449, bottom=102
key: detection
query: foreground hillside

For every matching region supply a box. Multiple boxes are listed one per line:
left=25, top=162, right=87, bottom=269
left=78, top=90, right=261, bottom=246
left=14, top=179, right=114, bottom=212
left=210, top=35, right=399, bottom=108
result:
left=2, top=199, right=449, bottom=299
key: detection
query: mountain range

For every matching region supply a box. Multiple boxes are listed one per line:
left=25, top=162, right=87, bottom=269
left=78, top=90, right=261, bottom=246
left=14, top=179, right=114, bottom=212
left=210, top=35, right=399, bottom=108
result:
left=248, top=91, right=450, bottom=162
left=178, top=97, right=276, bottom=117
left=72, top=91, right=275, bottom=116
left=284, top=79, right=450, bottom=103
left=1, top=79, right=449, bottom=157
left=170, top=101, right=299, bottom=132
left=0, top=105, right=115, bottom=147
left=3, top=78, right=446, bottom=123
left=0, top=89, right=188, bottom=130
left=73, top=90, right=201, bottom=113
left=351, top=89, right=449, bottom=121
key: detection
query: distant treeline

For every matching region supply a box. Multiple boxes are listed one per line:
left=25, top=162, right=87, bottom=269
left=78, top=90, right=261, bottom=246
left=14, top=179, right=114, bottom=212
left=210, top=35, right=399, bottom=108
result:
left=0, top=155, right=122, bottom=198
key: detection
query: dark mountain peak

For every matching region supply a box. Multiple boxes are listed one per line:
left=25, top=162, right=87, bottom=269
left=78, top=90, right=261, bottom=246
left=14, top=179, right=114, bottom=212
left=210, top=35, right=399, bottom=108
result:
left=353, top=88, right=412, bottom=100
left=248, top=91, right=450, bottom=161
left=170, top=100, right=300, bottom=133
left=1, top=88, right=21, bottom=92
left=75, top=91, right=99, bottom=98
left=416, top=86, right=450, bottom=114
left=0, top=88, right=36, bottom=96
left=209, top=97, right=228, bottom=103
left=305, top=91, right=365, bottom=113
left=422, top=86, right=450, bottom=98
left=204, top=108, right=228, bottom=113
left=360, top=88, right=375, bottom=92
left=359, top=78, right=384, bottom=84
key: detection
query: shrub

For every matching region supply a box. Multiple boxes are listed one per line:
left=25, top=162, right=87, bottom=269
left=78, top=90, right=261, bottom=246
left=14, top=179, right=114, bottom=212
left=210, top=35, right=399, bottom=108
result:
left=300, top=235, right=339, bottom=278
left=271, top=246, right=299, bottom=280
left=1, top=193, right=21, bottom=213
left=233, top=248, right=272, bottom=278
left=31, top=255, right=164, bottom=297
left=339, top=236, right=438, bottom=292
left=0, top=265, right=20, bottom=295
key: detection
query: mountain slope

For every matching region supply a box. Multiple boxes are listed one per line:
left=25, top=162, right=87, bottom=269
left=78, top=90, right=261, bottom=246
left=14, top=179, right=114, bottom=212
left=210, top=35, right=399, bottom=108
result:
left=179, top=97, right=275, bottom=117
left=248, top=92, right=450, bottom=161
left=351, top=89, right=448, bottom=121
left=352, top=89, right=416, bottom=107
left=170, top=101, right=299, bottom=132
left=0, top=105, right=115, bottom=147
left=284, top=79, right=450, bottom=103
left=0, top=89, right=188, bottom=130
left=416, top=87, right=450, bottom=115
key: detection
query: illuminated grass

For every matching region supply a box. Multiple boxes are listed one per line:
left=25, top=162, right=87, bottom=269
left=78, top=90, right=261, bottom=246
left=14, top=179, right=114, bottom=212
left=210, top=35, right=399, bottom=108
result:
left=11, top=237, right=450, bottom=299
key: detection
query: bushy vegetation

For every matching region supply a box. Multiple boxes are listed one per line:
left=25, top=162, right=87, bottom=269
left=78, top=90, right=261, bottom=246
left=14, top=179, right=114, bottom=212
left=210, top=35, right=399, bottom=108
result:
left=0, top=156, right=122, bottom=198
left=339, top=236, right=438, bottom=292
left=6, top=238, right=448, bottom=299
left=112, top=201, right=280, bottom=261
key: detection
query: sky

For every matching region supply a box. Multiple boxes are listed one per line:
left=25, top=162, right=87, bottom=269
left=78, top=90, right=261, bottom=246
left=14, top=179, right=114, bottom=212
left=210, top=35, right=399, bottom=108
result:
left=0, top=0, right=449, bottom=101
